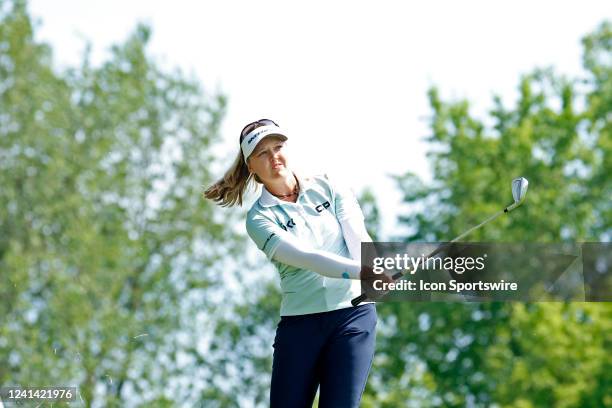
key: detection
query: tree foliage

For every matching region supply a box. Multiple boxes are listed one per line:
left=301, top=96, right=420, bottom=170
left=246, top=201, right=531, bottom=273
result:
left=0, top=1, right=239, bottom=406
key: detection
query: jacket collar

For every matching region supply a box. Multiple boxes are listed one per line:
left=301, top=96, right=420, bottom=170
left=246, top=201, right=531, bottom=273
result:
left=258, top=171, right=313, bottom=208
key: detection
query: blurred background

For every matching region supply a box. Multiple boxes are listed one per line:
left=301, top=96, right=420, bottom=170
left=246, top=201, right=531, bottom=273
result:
left=0, top=0, right=610, bottom=406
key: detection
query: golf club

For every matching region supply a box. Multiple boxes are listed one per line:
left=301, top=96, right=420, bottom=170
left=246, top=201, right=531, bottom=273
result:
left=351, top=177, right=529, bottom=306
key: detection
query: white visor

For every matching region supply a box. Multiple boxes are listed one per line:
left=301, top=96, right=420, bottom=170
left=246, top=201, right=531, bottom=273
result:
left=241, top=125, right=288, bottom=162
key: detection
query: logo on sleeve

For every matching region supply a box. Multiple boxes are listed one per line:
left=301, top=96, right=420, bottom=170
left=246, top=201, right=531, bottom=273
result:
left=280, top=218, right=296, bottom=231
left=315, top=201, right=331, bottom=213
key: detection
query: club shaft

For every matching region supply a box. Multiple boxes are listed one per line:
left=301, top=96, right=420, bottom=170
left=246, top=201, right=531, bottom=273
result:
left=448, top=209, right=505, bottom=243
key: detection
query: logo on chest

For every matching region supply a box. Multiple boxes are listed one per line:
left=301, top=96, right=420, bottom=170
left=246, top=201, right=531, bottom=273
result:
left=280, top=218, right=296, bottom=231
left=315, top=201, right=331, bottom=213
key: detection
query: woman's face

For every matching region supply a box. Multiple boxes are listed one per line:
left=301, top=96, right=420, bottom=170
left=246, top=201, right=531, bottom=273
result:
left=247, top=136, right=290, bottom=183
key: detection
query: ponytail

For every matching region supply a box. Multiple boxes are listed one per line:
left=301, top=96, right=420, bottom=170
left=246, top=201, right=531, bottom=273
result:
left=204, top=151, right=258, bottom=207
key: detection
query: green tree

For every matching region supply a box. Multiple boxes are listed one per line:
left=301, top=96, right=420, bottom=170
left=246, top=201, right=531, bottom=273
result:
left=371, top=21, right=611, bottom=407
left=201, top=280, right=281, bottom=407
left=0, top=1, right=239, bottom=406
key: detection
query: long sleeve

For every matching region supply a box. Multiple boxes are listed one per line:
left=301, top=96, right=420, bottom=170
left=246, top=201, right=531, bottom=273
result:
left=340, top=215, right=372, bottom=262
left=272, top=236, right=361, bottom=280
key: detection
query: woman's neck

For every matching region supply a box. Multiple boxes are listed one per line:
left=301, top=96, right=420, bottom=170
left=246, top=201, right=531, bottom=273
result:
left=266, top=173, right=299, bottom=202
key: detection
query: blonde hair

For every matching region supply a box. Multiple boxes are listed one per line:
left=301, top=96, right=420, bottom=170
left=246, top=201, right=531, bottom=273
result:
left=204, top=121, right=283, bottom=207
left=203, top=150, right=258, bottom=207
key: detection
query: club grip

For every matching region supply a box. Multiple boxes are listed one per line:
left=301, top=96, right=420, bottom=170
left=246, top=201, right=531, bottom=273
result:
left=351, top=293, right=367, bottom=306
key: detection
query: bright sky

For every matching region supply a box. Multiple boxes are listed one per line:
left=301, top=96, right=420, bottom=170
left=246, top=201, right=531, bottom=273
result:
left=28, top=0, right=610, bottom=237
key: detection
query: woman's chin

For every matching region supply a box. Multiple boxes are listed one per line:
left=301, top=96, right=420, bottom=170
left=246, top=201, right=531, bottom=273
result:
left=271, top=166, right=290, bottom=176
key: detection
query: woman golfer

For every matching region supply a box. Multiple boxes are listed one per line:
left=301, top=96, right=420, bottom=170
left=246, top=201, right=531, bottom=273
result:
left=204, top=119, right=391, bottom=407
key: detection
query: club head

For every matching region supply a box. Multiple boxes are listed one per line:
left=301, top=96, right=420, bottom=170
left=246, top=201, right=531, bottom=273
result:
left=512, top=177, right=529, bottom=204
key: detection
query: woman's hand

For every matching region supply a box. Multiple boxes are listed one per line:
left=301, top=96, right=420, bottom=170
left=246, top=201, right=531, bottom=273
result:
left=359, top=266, right=395, bottom=301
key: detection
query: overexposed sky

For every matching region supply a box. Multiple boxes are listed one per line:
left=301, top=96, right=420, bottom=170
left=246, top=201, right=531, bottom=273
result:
left=27, top=0, right=610, bottom=237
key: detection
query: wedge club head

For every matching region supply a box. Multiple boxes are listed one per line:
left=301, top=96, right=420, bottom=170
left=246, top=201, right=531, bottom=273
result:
left=512, top=177, right=529, bottom=204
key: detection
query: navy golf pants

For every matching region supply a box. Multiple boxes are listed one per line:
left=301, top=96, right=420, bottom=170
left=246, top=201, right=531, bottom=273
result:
left=270, top=303, right=377, bottom=408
